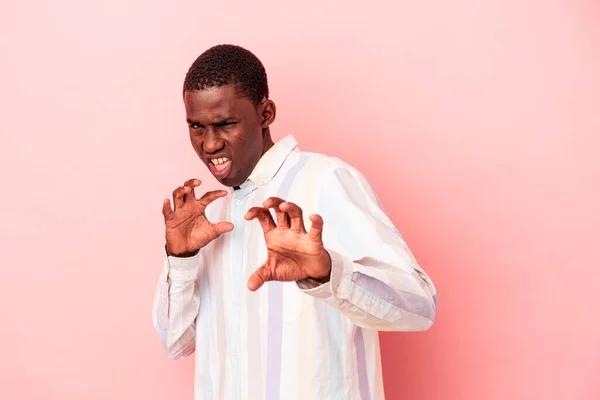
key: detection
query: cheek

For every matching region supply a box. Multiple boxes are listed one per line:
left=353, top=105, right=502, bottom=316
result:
left=236, top=123, right=262, bottom=144
left=189, top=135, right=203, bottom=153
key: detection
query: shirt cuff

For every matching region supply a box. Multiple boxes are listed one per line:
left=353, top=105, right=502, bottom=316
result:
left=164, top=247, right=202, bottom=282
left=296, top=249, right=403, bottom=322
left=296, top=249, right=353, bottom=304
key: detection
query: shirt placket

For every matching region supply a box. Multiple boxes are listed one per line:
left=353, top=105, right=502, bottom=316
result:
left=230, top=183, right=254, bottom=400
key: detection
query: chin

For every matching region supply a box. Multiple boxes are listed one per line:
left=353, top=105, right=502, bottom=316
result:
left=219, top=175, right=240, bottom=187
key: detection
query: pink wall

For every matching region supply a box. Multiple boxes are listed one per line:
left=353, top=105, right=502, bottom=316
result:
left=1, top=1, right=599, bottom=399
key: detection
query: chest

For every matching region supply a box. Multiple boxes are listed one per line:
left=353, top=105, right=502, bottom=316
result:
left=203, top=180, right=317, bottom=325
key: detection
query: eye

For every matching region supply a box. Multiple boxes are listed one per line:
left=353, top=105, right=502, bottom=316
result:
left=189, top=123, right=204, bottom=131
left=217, top=121, right=237, bottom=131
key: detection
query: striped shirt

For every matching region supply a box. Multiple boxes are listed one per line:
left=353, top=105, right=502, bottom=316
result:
left=152, top=135, right=438, bottom=400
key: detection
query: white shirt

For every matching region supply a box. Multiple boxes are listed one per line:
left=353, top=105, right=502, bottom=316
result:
left=152, top=135, right=438, bottom=400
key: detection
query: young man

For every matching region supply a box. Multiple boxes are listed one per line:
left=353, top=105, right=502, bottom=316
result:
left=152, top=44, right=437, bottom=400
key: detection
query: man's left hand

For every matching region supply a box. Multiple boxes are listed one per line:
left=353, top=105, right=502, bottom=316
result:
left=244, top=197, right=332, bottom=291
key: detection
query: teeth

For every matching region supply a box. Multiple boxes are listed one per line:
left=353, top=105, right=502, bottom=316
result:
left=211, top=158, right=229, bottom=165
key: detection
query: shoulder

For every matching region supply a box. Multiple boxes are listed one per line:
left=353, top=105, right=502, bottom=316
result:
left=278, top=149, right=374, bottom=209
left=283, top=149, right=364, bottom=183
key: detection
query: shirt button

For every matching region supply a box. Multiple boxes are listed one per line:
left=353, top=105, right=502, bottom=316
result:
left=335, top=287, right=341, bottom=294
left=237, top=200, right=243, bottom=206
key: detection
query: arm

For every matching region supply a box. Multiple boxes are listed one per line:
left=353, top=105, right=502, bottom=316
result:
left=152, top=178, right=233, bottom=358
left=152, top=248, right=202, bottom=359
left=298, top=166, right=438, bottom=331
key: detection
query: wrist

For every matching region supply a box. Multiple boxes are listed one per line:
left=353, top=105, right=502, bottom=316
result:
left=309, top=251, right=332, bottom=284
left=165, top=244, right=199, bottom=258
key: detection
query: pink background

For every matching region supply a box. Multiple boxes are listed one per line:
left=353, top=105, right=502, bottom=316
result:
left=1, top=0, right=599, bottom=399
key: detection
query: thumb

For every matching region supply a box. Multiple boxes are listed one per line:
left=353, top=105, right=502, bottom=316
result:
left=213, top=222, right=234, bottom=236
left=247, top=265, right=271, bottom=292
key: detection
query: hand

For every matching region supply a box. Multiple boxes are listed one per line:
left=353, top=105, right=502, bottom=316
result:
left=244, top=197, right=332, bottom=291
left=162, top=179, right=234, bottom=257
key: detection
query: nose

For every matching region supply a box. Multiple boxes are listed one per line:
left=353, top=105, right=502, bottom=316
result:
left=203, top=130, right=225, bottom=154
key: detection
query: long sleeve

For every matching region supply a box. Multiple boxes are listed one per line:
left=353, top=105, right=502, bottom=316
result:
left=297, top=166, right=438, bottom=331
left=152, top=248, right=202, bottom=359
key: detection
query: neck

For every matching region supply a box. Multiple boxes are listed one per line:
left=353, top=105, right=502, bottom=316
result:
left=262, top=129, right=274, bottom=155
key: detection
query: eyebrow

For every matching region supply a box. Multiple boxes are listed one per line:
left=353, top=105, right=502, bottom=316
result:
left=186, top=118, right=235, bottom=126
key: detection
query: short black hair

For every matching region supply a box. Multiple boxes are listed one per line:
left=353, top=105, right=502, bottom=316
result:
left=183, top=44, right=269, bottom=105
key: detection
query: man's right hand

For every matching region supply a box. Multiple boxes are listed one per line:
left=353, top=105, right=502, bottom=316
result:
left=162, top=179, right=234, bottom=257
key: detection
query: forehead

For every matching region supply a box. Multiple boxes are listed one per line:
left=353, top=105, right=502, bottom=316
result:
left=184, top=85, right=254, bottom=121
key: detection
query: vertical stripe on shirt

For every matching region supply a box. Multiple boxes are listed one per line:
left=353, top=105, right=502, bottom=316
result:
left=265, top=289, right=283, bottom=400
left=266, top=154, right=309, bottom=400
left=198, top=264, right=212, bottom=396
left=232, top=184, right=254, bottom=400
left=325, top=305, right=345, bottom=399
left=213, top=201, right=230, bottom=399
left=355, top=327, right=371, bottom=400
left=245, top=202, right=264, bottom=399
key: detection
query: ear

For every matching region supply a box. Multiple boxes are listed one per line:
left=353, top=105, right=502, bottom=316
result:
left=259, top=98, right=276, bottom=128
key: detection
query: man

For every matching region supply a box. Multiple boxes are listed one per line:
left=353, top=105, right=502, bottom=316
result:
left=152, top=44, right=437, bottom=400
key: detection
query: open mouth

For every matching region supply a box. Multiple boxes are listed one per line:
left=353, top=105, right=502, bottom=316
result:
left=207, top=157, right=232, bottom=180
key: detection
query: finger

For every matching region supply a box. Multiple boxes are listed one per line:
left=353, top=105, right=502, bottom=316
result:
left=182, top=179, right=201, bottom=202
left=212, top=221, right=234, bottom=236
left=245, top=207, right=276, bottom=234
left=172, top=186, right=186, bottom=210
left=162, top=198, right=173, bottom=218
left=279, top=201, right=306, bottom=233
left=307, top=214, right=324, bottom=242
left=263, top=197, right=289, bottom=228
left=247, top=265, right=272, bottom=291
left=197, top=190, right=229, bottom=209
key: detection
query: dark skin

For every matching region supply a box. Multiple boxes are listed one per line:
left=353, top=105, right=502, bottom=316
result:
left=184, top=84, right=274, bottom=188
left=162, top=84, right=331, bottom=290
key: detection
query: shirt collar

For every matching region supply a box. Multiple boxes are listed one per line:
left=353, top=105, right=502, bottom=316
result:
left=237, top=135, right=298, bottom=190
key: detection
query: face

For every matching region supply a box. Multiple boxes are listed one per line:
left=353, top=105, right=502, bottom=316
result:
left=184, top=84, right=276, bottom=187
